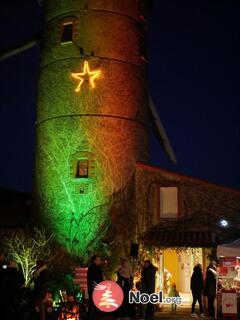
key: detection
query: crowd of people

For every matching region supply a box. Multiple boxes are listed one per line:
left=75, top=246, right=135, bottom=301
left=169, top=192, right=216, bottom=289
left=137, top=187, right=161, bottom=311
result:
left=112, top=259, right=217, bottom=320
left=87, top=255, right=157, bottom=320
left=0, top=251, right=157, bottom=320
left=0, top=251, right=52, bottom=320
left=0, top=249, right=218, bottom=320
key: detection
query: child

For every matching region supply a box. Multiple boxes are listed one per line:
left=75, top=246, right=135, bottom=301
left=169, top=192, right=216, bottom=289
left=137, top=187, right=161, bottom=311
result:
left=168, top=282, right=180, bottom=312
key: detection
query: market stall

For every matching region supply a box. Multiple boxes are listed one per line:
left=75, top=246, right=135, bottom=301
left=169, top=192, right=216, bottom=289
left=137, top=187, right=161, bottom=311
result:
left=216, top=240, right=240, bottom=319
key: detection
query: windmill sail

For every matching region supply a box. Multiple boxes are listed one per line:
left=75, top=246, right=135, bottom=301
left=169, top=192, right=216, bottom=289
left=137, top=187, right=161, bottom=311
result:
left=149, top=94, right=177, bottom=164
left=0, top=34, right=41, bottom=62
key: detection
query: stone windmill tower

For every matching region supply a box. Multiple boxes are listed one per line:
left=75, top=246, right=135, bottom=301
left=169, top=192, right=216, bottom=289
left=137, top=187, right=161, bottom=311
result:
left=0, top=0, right=176, bottom=262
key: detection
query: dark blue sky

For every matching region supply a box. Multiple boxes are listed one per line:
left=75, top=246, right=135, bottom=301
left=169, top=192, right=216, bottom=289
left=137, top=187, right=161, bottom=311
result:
left=0, top=0, right=239, bottom=192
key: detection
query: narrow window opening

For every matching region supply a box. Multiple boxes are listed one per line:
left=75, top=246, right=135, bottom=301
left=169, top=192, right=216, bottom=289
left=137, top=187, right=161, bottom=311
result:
left=139, top=20, right=148, bottom=62
left=61, top=22, right=73, bottom=43
left=75, top=160, right=89, bottom=178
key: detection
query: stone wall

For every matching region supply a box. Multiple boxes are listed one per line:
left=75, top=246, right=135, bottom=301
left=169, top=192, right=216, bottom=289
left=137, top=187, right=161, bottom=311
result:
left=135, top=163, right=240, bottom=238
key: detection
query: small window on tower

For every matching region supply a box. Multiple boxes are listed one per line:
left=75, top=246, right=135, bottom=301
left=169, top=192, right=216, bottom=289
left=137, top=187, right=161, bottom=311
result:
left=140, top=34, right=148, bottom=62
left=61, top=22, right=73, bottom=43
left=75, top=160, right=89, bottom=178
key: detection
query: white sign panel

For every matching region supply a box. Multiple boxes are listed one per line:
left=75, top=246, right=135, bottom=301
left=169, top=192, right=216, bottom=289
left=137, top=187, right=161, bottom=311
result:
left=222, top=292, right=237, bottom=314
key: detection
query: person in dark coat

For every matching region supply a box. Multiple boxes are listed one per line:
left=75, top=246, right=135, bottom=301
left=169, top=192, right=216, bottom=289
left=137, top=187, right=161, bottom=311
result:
left=190, top=264, right=204, bottom=317
left=34, top=260, right=50, bottom=301
left=141, top=260, right=157, bottom=320
left=0, top=259, right=24, bottom=320
left=116, top=258, right=134, bottom=318
left=33, top=260, right=51, bottom=320
left=87, top=255, right=103, bottom=320
left=204, top=262, right=217, bottom=318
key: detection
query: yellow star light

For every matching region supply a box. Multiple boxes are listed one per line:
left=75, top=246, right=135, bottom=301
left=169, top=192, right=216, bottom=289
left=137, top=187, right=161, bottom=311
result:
left=71, top=60, right=101, bottom=92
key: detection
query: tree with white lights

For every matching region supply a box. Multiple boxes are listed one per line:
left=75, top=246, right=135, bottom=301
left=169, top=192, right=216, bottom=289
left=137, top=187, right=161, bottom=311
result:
left=3, top=228, right=53, bottom=286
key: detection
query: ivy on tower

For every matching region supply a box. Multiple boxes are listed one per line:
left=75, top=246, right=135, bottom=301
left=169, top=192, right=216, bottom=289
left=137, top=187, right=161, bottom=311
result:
left=35, top=0, right=150, bottom=262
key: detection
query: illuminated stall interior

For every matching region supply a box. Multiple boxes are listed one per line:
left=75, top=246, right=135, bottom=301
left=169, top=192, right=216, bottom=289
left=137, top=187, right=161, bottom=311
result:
left=136, top=245, right=208, bottom=306
left=161, top=248, right=204, bottom=305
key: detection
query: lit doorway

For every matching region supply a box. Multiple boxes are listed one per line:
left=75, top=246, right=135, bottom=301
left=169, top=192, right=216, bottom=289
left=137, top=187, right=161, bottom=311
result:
left=160, top=248, right=203, bottom=306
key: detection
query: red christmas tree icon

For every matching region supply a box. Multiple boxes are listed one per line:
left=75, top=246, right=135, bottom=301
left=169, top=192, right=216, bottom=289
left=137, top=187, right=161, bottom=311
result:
left=93, top=280, right=124, bottom=312
left=98, top=284, right=118, bottom=309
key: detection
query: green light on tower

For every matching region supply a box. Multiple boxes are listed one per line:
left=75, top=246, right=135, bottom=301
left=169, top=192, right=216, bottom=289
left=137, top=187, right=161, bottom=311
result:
left=35, top=0, right=149, bottom=262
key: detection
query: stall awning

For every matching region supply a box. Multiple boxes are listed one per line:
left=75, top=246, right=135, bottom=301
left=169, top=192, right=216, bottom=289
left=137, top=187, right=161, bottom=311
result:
left=144, top=230, right=217, bottom=248
left=141, top=212, right=240, bottom=248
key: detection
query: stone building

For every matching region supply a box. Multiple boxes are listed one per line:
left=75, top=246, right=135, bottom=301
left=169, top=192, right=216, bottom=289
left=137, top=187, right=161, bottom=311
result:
left=0, top=188, right=33, bottom=237
left=134, top=162, right=240, bottom=299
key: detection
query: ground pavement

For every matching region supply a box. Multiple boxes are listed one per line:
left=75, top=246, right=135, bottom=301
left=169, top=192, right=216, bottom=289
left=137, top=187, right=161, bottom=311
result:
left=98, top=307, right=213, bottom=320
left=155, top=307, right=209, bottom=319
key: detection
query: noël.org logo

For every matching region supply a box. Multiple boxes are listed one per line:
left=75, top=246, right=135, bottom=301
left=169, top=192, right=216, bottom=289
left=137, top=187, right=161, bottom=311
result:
left=93, top=281, right=182, bottom=312
left=92, top=281, right=124, bottom=312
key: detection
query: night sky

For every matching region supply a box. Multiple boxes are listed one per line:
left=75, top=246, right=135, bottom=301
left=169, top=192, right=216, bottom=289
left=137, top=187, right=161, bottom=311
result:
left=0, top=0, right=239, bottom=192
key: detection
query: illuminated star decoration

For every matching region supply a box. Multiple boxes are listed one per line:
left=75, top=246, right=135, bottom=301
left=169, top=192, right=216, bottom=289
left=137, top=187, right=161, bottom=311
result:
left=71, top=60, right=101, bottom=92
